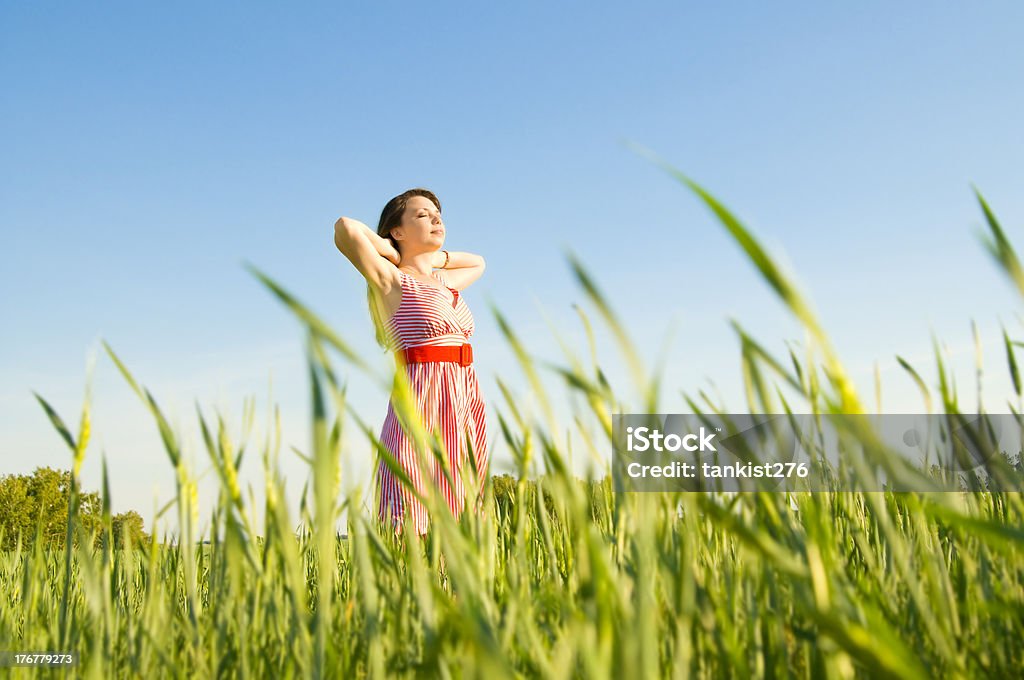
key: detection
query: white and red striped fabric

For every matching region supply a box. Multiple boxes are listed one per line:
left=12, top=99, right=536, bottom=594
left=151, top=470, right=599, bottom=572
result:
left=375, top=269, right=488, bottom=535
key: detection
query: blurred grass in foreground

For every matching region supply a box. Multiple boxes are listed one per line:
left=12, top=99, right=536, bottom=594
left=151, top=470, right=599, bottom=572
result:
left=3, top=159, right=1024, bottom=679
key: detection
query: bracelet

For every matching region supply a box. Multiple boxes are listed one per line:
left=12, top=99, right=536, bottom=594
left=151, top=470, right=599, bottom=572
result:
left=441, top=250, right=450, bottom=269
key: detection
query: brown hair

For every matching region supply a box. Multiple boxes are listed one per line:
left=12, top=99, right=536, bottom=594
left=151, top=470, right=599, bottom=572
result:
left=367, top=188, right=443, bottom=348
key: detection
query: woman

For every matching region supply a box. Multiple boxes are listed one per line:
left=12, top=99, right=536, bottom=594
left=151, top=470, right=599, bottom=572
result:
left=333, top=188, right=488, bottom=536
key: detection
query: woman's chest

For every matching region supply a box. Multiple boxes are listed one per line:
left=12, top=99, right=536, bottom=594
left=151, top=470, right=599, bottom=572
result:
left=390, top=285, right=475, bottom=338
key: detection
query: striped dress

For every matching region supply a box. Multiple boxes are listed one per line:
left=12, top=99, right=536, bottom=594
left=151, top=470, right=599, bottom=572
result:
left=375, top=269, right=489, bottom=535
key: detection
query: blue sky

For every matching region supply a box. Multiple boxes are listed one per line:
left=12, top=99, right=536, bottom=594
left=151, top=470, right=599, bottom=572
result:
left=3, top=2, right=1023, bottom=535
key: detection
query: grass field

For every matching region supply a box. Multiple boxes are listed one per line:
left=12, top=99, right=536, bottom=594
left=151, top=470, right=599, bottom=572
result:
left=3, top=167, right=1023, bottom=679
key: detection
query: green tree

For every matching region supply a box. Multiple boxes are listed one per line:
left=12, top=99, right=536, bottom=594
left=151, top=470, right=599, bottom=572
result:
left=109, top=509, right=148, bottom=548
left=0, top=466, right=149, bottom=550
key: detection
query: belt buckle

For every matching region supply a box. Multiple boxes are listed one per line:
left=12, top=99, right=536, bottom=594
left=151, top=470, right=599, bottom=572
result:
left=459, top=344, right=472, bottom=366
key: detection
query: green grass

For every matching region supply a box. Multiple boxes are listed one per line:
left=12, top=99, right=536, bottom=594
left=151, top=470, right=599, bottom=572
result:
left=2, top=161, right=1023, bottom=679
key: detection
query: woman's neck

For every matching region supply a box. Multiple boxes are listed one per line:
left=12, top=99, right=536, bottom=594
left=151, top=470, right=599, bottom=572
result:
left=398, top=252, right=435, bottom=277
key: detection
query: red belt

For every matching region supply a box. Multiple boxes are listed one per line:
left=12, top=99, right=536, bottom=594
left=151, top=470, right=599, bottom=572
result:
left=398, top=344, right=473, bottom=367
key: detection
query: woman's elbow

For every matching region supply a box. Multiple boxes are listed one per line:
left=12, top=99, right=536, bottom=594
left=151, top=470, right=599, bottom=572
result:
left=334, top=216, right=351, bottom=237
left=334, top=217, right=355, bottom=250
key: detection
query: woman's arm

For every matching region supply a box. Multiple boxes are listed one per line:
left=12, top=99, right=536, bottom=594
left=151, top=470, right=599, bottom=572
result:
left=336, top=216, right=400, bottom=264
left=333, top=217, right=401, bottom=292
left=432, top=250, right=486, bottom=291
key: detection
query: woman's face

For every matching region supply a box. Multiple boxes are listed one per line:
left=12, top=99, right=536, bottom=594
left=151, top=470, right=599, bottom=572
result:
left=392, top=196, right=445, bottom=254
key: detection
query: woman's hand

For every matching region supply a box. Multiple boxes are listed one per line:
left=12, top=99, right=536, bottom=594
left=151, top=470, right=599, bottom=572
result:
left=382, top=240, right=400, bottom=266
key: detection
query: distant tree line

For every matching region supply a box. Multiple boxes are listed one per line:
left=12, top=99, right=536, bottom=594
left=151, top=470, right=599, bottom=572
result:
left=0, top=468, right=613, bottom=550
left=0, top=466, right=149, bottom=550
